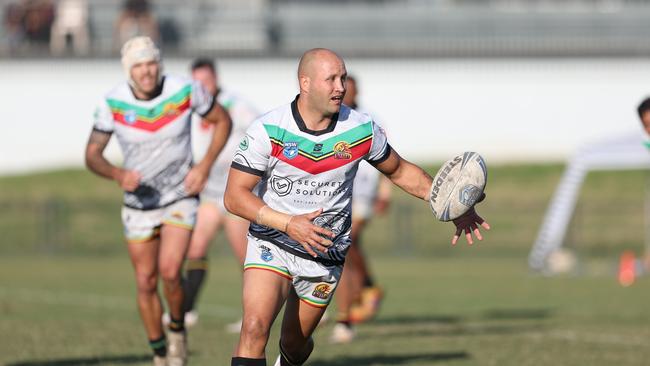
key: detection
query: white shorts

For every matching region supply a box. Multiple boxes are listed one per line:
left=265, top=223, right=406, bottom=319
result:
left=352, top=197, right=374, bottom=220
left=243, top=235, right=343, bottom=308
left=121, top=198, right=198, bottom=244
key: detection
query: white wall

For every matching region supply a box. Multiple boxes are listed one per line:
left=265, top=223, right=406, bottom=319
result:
left=1, top=58, right=649, bottom=175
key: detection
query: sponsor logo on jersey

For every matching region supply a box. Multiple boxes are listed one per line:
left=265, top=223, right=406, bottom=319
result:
left=312, top=283, right=332, bottom=299
left=333, top=141, right=352, bottom=160
left=239, top=136, right=249, bottom=151
left=270, top=175, right=294, bottom=197
left=283, top=142, right=299, bottom=159
left=125, top=110, right=137, bottom=125
left=260, top=244, right=273, bottom=262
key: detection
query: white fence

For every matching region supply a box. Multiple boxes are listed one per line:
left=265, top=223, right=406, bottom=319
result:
left=1, top=58, right=649, bottom=174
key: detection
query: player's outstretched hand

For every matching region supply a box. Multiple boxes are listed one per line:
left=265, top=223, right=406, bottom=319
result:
left=452, top=207, right=490, bottom=246
left=286, top=208, right=336, bottom=258
left=184, top=165, right=209, bottom=195
left=116, top=169, right=141, bottom=192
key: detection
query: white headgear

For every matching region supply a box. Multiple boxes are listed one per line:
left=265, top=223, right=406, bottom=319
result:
left=120, top=36, right=162, bottom=87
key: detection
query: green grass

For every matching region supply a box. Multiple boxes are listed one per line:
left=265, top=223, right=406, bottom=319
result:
left=1, top=165, right=649, bottom=365
left=1, top=257, right=649, bottom=365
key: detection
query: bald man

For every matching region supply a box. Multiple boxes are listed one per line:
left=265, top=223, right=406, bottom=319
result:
left=224, top=48, right=490, bottom=366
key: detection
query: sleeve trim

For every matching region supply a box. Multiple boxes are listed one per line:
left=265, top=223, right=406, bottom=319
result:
left=369, top=144, right=392, bottom=166
left=197, top=95, right=216, bottom=118
left=92, top=127, right=113, bottom=134
left=231, top=162, right=264, bottom=177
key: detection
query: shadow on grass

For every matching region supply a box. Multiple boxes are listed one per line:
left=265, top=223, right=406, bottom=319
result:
left=482, top=308, right=553, bottom=320
left=7, top=354, right=152, bottom=366
left=372, top=314, right=461, bottom=325
left=310, top=351, right=470, bottom=365
left=364, top=323, right=545, bottom=339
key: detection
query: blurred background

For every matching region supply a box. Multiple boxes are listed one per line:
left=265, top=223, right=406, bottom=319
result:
left=2, top=1, right=650, bottom=365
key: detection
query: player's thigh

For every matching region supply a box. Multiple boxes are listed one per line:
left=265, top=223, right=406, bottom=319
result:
left=127, top=238, right=161, bottom=291
left=158, top=225, right=192, bottom=279
left=241, top=266, right=291, bottom=337
left=187, top=202, right=224, bottom=258
left=224, top=215, right=250, bottom=264
left=241, top=237, right=293, bottom=335
left=282, top=260, right=342, bottom=340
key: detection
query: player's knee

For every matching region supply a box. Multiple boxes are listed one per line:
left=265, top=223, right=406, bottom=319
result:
left=135, top=273, right=157, bottom=294
left=158, top=263, right=181, bottom=284
left=240, top=316, right=271, bottom=343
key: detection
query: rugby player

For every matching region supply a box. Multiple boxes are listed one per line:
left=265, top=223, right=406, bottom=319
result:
left=224, top=48, right=489, bottom=366
left=85, top=36, right=231, bottom=366
left=181, top=58, right=259, bottom=328
left=330, top=74, right=392, bottom=344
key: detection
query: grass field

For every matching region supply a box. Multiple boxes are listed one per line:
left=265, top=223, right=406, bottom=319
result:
left=1, top=165, right=649, bottom=365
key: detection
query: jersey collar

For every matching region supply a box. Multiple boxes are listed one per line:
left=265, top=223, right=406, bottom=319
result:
left=291, top=95, right=339, bottom=136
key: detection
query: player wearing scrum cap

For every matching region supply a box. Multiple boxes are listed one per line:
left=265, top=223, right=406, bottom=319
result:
left=85, top=36, right=232, bottom=366
left=224, top=48, right=490, bottom=366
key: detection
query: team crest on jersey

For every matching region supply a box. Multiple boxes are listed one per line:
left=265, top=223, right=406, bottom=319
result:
left=283, top=142, right=299, bottom=159
left=124, top=110, right=137, bottom=125
left=333, top=141, right=352, bottom=160
left=312, top=283, right=332, bottom=299
left=163, top=103, right=178, bottom=116
left=260, top=245, right=273, bottom=262
left=239, top=136, right=249, bottom=151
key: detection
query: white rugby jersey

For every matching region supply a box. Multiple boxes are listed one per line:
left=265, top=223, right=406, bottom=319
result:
left=93, top=75, right=214, bottom=210
left=231, top=96, right=391, bottom=265
left=192, top=89, right=258, bottom=196
left=349, top=105, right=382, bottom=203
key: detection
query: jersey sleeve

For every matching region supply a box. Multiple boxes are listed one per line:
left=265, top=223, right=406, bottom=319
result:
left=92, top=99, right=115, bottom=133
left=230, top=119, right=272, bottom=177
left=190, top=81, right=215, bottom=117
left=366, top=120, right=392, bottom=165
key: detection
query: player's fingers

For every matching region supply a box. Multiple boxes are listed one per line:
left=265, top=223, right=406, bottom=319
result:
left=310, top=232, right=333, bottom=247
left=472, top=224, right=483, bottom=241
left=314, top=225, right=335, bottom=238
left=465, top=227, right=473, bottom=245
left=480, top=221, right=491, bottom=230
left=306, top=238, right=328, bottom=253
left=452, top=234, right=460, bottom=246
left=300, top=241, right=318, bottom=258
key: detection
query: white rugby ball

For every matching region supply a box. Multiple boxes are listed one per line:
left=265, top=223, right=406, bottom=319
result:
left=428, top=152, right=487, bottom=222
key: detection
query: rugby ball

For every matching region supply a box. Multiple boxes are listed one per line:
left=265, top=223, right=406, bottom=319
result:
left=428, top=152, right=487, bottom=222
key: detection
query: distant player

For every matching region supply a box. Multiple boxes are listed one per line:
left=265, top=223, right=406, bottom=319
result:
left=618, top=97, right=650, bottom=286
left=85, top=37, right=231, bottom=366
left=330, top=75, right=392, bottom=344
left=224, top=48, right=489, bottom=366
left=179, top=58, right=259, bottom=328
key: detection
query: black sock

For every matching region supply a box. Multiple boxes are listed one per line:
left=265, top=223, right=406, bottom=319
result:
left=363, top=276, right=374, bottom=288
left=182, top=257, right=208, bottom=312
left=149, top=336, right=167, bottom=357
left=279, top=337, right=313, bottom=366
left=168, top=315, right=185, bottom=333
left=231, top=357, right=266, bottom=366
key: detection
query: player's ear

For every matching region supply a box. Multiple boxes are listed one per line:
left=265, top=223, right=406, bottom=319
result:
left=299, top=75, right=310, bottom=93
